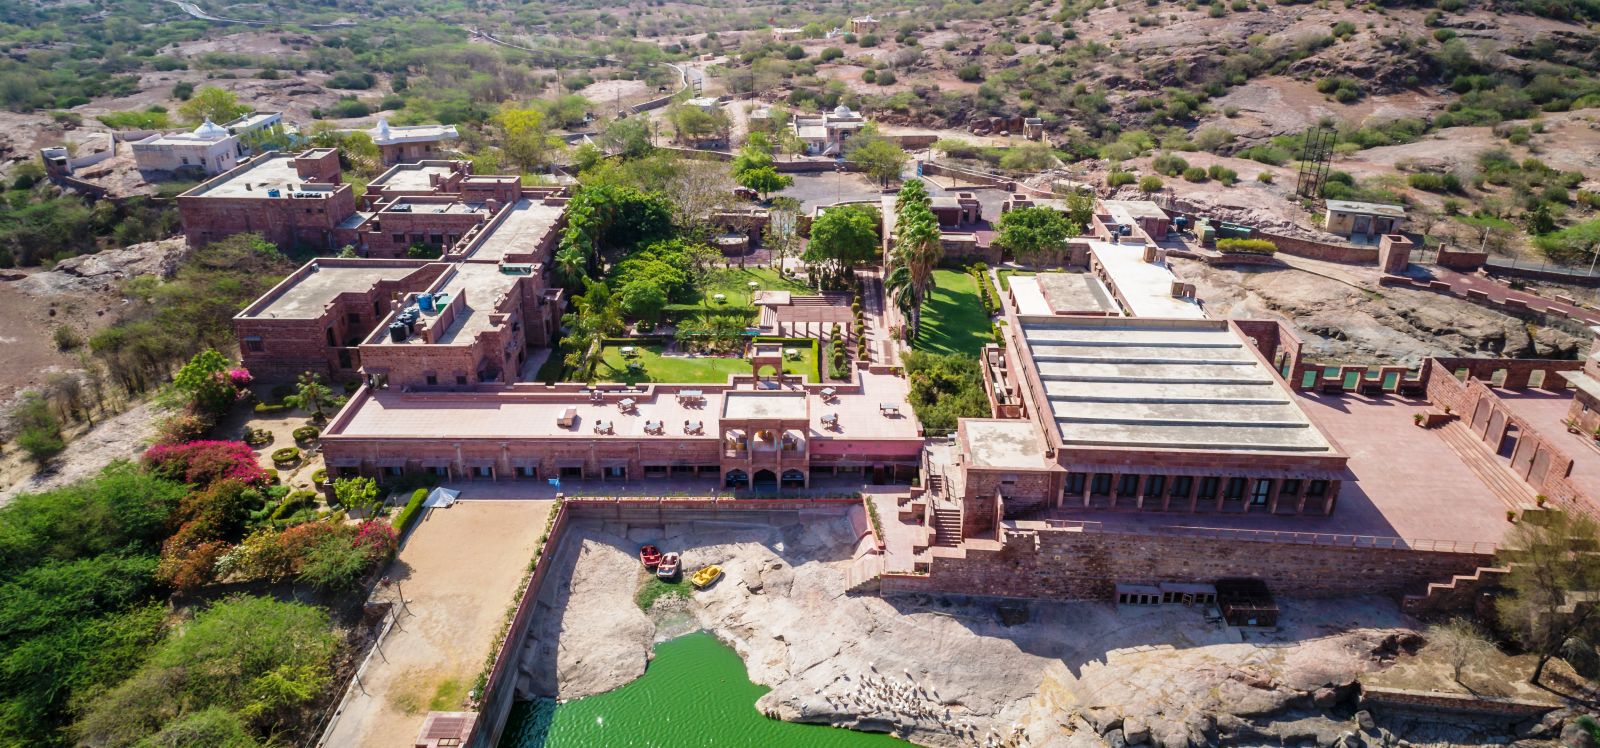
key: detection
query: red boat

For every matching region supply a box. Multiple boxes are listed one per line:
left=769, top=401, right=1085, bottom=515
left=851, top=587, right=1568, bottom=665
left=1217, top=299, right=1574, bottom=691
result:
left=639, top=545, right=663, bottom=568
left=656, top=552, right=681, bottom=579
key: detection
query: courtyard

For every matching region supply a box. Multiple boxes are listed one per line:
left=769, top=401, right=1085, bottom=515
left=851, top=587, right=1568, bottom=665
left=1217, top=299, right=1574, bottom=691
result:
left=594, top=341, right=820, bottom=384
left=322, top=499, right=554, bottom=748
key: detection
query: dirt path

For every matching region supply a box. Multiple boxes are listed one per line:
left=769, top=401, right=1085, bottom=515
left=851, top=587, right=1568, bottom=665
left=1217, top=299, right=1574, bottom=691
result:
left=322, top=499, right=552, bottom=748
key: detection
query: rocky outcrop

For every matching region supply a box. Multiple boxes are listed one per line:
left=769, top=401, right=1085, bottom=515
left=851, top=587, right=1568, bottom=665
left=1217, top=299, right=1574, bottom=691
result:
left=11, top=238, right=188, bottom=296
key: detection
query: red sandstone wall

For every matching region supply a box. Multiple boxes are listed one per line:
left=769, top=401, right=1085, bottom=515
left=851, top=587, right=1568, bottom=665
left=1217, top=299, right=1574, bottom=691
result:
left=1257, top=231, right=1379, bottom=265
left=882, top=525, right=1495, bottom=600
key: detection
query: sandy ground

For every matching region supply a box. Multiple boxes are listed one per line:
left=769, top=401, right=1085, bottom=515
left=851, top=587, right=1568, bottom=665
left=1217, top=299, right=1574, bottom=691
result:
left=0, top=399, right=163, bottom=504
left=519, top=511, right=1456, bottom=748
left=323, top=499, right=553, bottom=748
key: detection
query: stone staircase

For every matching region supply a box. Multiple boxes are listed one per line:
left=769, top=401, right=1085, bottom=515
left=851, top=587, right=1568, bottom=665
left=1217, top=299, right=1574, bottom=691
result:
left=927, top=474, right=945, bottom=496
left=932, top=506, right=963, bottom=548
left=1434, top=421, right=1539, bottom=512
left=1401, top=563, right=1513, bottom=616
left=844, top=551, right=883, bottom=594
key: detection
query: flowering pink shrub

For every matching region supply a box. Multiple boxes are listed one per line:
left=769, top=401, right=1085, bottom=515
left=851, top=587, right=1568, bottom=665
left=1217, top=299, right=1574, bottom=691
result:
left=352, top=521, right=398, bottom=562
left=144, top=440, right=268, bottom=487
left=228, top=368, right=254, bottom=388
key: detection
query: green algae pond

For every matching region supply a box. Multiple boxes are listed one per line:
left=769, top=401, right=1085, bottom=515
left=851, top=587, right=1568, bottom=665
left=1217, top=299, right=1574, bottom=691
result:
left=497, top=631, right=909, bottom=747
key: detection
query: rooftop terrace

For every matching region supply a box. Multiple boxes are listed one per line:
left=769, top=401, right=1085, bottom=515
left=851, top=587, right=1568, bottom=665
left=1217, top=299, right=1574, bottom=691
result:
left=370, top=162, right=458, bottom=192
left=1088, top=241, right=1204, bottom=319
left=1018, top=317, right=1333, bottom=453
left=242, top=261, right=433, bottom=319
left=1027, top=271, right=1119, bottom=315
left=183, top=152, right=339, bottom=198
left=462, top=199, right=564, bottom=263
left=327, top=373, right=920, bottom=441
left=378, top=263, right=525, bottom=345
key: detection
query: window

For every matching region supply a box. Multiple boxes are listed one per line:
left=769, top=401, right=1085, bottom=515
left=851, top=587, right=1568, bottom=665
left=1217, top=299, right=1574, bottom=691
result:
left=384, top=466, right=403, bottom=477
left=1117, top=474, right=1139, bottom=496
left=325, top=328, right=336, bottom=346
left=515, top=466, right=537, bottom=479
left=1090, top=473, right=1112, bottom=495
left=243, top=337, right=264, bottom=353
left=1307, top=480, right=1329, bottom=498
left=1224, top=477, right=1247, bottom=501
left=181, top=157, right=190, bottom=165
left=1065, top=472, right=1086, bottom=495
left=1281, top=479, right=1301, bottom=496
left=338, top=349, right=353, bottom=369
left=1145, top=475, right=1166, bottom=497
left=1251, top=479, right=1273, bottom=505
left=427, top=466, right=448, bottom=477
left=455, top=374, right=468, bottom=386
left=1197, top=477, right=1219, bottom=501
left=347, top=312, right=362, bottom=325
left=392, top=234, right=405, bottom=244
left=374, top=300, right=383, bottom=316
left=425, top=374, right=438, bottom=386
left=1170, top=476, right=1192, bottom=499
left=472, top=466, right=492, bottom=478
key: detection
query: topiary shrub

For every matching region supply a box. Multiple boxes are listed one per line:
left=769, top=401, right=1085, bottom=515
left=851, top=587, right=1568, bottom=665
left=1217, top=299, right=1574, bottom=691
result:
left=312, top=467, right=328, bottom=484
left=293, top=425, right=321, bottom=443
left=392, top=487, right=429, bottom=533
left=1216, top=237, right=1277, bottom=255
left=244, top=427, right=274, bottom=447
left=271, top=446, right=302, bottom=465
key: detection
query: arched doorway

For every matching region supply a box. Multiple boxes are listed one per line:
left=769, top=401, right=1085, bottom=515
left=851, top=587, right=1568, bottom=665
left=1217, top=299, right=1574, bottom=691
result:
left=781, top=469, right=806, bottom=488
left=725, top=469, right=749, bottom=488
left=753, top=469, right=777, bottom=491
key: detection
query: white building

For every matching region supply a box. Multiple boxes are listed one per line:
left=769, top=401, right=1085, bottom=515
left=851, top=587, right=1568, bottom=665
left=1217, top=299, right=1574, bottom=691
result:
left=130, top=120, right=240, bottom=175
left=221, top=111, right=288, bottom=156
left=364, top=118, right=460, bottom=166
left=790, top=105, right=866, bottom=156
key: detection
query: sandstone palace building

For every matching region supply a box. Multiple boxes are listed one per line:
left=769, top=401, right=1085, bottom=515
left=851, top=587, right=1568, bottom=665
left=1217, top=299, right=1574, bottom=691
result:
left=197, top=149, right=1600, bottom=612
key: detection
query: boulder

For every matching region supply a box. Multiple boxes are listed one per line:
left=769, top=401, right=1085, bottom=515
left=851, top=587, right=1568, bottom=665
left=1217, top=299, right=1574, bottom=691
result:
left=1124, top=715, right=1152, bottom=745
left=1106, top=728, right=1128, bottom=748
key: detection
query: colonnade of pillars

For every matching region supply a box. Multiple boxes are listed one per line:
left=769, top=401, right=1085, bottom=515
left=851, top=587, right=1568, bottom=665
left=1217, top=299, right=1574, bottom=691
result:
left=1058, top=472, right=1337, bottom=516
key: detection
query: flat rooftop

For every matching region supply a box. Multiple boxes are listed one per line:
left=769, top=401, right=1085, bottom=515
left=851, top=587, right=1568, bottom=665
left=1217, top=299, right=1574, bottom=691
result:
left=370, top=163, right=456, bottom=192
left=1019, top=317, right=1334, bottom=453
left=244, top=262, right=431, bottom=319
left=463, top=199, right=564, bottom=262
left=184, top=153, right=338, bottom=198
left=1102, top=199, right=1168, bottom=221
left=329, top=374, right=919, bottom=441
left=1325, top=199, right=1406, bottom=218
left=383, top=263, right=524, bottom=345
left=1031, top=271, right=1119, bottom=315
left=964, top=419, right=1051, bottom=470
left=385, top=198, right=488, bottom=216
left=1043, top=394, right=1511, bottom=549
left=723, top=391, right=808, bottom=421
left=1088, top=241, right=1204, bottom=319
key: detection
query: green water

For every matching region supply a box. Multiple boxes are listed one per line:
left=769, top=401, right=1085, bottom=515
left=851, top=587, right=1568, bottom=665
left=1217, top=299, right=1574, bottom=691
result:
left=497, top=632, right=908, bottom=747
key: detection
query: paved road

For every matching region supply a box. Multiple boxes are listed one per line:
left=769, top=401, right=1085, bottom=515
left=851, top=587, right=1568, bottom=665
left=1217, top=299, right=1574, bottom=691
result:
left=165, top=0, right=354, bottom=26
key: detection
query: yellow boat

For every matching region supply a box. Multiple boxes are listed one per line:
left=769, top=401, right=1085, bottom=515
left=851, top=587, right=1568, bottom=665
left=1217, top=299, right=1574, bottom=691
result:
left=689, top=565, right=723, bottom=589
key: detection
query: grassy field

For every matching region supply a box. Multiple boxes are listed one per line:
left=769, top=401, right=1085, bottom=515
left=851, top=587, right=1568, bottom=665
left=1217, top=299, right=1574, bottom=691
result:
left=698, top=266, right=813, bottom=309
left=593, top=342, right=818, bottom=384
left=914, top=269, right=993, bottom=357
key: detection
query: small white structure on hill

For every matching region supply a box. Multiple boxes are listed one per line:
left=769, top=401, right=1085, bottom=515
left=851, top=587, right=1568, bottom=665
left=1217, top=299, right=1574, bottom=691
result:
left=791, top=105, right=866, bottom=157
left=130, top=120, right=240, bottom=175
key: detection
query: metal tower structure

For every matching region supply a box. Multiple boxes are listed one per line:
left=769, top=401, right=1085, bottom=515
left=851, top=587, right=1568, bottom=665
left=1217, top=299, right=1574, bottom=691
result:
left=1294, top=125, right=1335, bottom=200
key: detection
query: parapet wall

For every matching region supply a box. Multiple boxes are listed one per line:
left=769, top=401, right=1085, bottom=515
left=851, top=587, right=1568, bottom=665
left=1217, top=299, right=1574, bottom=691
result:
left=881, top=523, right=1494, bottom=601
left=1256, top=231, right=1379, bottom=265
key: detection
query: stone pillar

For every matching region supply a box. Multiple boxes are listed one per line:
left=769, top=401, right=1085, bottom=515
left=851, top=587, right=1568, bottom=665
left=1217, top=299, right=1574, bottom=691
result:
left=1134, top=474, right=1148, bottom=510
left=1378, top=234, right=1413, bottom=275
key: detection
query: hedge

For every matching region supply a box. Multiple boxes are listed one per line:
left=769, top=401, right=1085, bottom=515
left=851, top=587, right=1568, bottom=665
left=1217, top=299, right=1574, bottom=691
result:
left=292, top=425, right=321, bottom=442
left=392, top=487, right=429, bottom=534
left=253, top=402, right=290, bottom=414
left=1216, top=238, right=1277, bottom=255
left=270, top=447, right=301, bottom=464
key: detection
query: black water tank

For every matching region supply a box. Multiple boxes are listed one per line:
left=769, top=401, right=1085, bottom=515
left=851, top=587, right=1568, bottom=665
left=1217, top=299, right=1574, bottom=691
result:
left=388, top=322, right=407, bottom=342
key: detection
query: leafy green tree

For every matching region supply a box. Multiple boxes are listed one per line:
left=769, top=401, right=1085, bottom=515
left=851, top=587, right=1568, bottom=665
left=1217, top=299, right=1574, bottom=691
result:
left=75, top=595, right=337, bottom=742
left=994, top=206, right=1079, bottom=262
left=903, top=351, right=990, bottom=434
left=331, top=476, right=379, bottom=515
left=618, top=278, right=670, bottom=321
left=297, top=535, right=371, bottom=591
left=177, top=87, right=248, bottom=126
left=735, top=165, right=791, bottom=199
left=495, top=107, right=557, bottom=173
left=11, top=392, right=65, bottom=466
left=803, top=203, right=881, bottom=286
left=847, top=128, right=908, bottom=187
left=602, top=116, right=654, bottom=160
left=285, top=371, right=334, bottom=421
left=168, top=349, right=235, bottom=418
left=1495, top=511, right=1600, bottom=685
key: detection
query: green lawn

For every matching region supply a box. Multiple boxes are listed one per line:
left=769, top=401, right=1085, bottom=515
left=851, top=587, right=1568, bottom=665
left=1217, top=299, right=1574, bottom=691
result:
left=698, top=266, right=813, bottom=309
left=996, top=269, right=1036, bottom=292
left=593, top=342, right=818, bottom=384
left=914, top=269, right=993, bottom=357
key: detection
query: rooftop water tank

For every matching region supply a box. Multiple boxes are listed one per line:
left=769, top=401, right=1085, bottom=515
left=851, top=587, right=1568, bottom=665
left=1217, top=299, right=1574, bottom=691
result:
left=266, top=188, right=281, bottom=198
left=388, top=322, right=407, bottom=343
left=417, top=293, right=435, bottom=312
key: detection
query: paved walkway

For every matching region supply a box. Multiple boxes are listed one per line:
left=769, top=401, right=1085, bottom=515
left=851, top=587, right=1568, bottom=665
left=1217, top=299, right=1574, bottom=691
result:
left=1429, top=267, right=1600, bottom=325
left=322, top=500, right=553, bottom=748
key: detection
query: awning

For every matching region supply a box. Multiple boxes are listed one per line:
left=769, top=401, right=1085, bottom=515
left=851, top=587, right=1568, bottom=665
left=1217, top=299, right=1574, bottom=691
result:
left=420, top=458, right=452, bottom=468
left=423, top=487, right=460, bottom=508
left=1058, top=463, right=1344, bottom=480
left=324, top=455, right=361, bottom=467
left=376, top=457, right=408, bottom=468
left=464, top=458, right=497, bottom=468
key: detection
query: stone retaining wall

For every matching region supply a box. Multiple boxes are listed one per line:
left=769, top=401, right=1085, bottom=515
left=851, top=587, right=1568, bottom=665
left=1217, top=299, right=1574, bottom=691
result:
left=1257, top=231, right=1379, bottom=264
left=1359, top=686, right=1554, bottom=722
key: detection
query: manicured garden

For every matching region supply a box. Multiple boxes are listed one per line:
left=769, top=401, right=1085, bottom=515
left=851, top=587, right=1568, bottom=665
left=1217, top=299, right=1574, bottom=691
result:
left=593, top=340, right=819, bottom=384
left=672, top=265, right=814, bottom=319
left=913, top=269, right=993, bottom=357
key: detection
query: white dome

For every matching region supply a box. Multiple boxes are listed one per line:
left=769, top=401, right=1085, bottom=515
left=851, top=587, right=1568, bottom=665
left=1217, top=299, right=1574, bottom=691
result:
left=833, top=105, right=853, bottom=118
left=376, top=117, right=392, bottom=138
left=192, top=119, right=229, bottom=139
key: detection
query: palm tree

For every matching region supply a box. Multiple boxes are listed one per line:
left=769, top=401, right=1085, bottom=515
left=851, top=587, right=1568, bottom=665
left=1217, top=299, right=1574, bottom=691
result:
left=883, top=264, right=919, bottom=341
left=891, top=208, right=942, bottom=338
left=554, top=242, right=589, bottom=286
